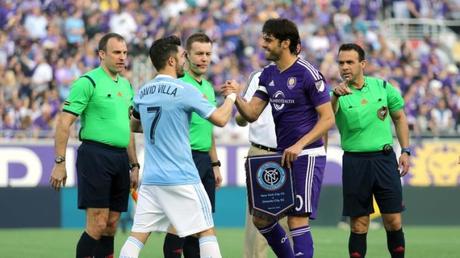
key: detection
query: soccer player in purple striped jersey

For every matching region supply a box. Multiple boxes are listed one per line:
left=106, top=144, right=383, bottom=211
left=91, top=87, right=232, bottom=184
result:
left=223, top=18, right=335, bottom=258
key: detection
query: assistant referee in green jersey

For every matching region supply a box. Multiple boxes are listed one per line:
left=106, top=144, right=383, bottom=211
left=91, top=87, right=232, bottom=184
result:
left=50, top=33, right=139, bottom=258
left=162, top=33, right=222, bottom=258
left=332, top=43, right=410, bottom=258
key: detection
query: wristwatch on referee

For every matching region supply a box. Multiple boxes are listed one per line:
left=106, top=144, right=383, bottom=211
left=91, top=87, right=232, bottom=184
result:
left=211, top=160, right=221, bottom=167
left=129, top=163, right=140, bottom=170
left=401, top=147, right=411, bottom=156
left=54, top=155, right=65, bottom=164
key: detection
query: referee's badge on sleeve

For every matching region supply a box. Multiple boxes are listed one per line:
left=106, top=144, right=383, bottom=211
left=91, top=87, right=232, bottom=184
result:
left=378, top=106, right=388, bottom=120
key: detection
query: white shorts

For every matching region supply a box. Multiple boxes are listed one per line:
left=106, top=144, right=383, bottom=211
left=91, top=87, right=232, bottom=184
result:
left=131, top=183, right=214, bottom=237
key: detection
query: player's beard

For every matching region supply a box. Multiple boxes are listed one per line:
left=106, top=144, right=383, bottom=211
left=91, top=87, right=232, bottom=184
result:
left=176, top=63, right=185, bottom=77
left=265, top=49, right=281, bottom=62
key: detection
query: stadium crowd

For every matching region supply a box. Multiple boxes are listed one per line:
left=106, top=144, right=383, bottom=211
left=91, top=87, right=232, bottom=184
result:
left=1, top=0, right=459, bottom=141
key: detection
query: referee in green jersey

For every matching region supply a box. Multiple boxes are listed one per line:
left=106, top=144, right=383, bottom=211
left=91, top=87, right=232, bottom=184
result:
left=162, top=33, right=222, bottom=258
left=49, top=33, right=139, bottom=258
left=332, top=43, right=410, bottom=258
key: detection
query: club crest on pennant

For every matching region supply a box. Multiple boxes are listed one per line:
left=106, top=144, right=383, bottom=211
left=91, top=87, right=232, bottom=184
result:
left=287, top=77, right=296, bottom=89
left=377, top=106, right=388, bottom=120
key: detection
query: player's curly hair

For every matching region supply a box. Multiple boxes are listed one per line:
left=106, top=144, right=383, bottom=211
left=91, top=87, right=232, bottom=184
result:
left=262, top=18, right=300, bottom=55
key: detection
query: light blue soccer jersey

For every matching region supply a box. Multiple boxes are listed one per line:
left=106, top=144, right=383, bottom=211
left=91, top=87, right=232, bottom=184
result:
left=133, top=75, right=216, bottom=185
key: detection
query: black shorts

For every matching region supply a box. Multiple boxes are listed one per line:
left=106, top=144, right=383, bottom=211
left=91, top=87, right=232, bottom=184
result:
left=76, top=140, right=130, bottom=212
left=342, top=150, right=404, bottom=217
left=192, top=150, right=216, bottom=212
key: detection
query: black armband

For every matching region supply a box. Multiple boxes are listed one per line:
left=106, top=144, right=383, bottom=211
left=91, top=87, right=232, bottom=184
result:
left=132, top=109, right=140, bottom=119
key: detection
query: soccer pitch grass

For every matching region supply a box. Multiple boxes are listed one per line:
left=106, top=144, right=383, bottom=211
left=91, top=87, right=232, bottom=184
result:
left=0, top=226, right=458, bottom=257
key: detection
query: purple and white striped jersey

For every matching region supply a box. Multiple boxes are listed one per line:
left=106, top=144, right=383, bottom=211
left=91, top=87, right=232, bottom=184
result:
left=254, top=58, right=330, bottom=150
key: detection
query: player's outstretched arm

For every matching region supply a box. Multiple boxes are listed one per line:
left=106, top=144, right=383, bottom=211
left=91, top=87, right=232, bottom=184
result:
left=235, top=96, right=267, bottom=123
left=222, top=79, right=267, bottom=123
left=208, top=95, right=235, bottom=127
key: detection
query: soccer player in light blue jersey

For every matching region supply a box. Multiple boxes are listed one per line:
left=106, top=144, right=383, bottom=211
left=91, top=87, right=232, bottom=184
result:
left=119, top=36, right=236, bottom=258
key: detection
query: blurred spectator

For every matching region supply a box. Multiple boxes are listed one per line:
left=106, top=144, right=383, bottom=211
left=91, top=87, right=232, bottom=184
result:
left=0, top=0, right=459, bottom=141
left=55, top=57, right=75, bottom=101
left=430, top=98, right=455, bottom=136
left=31, top=53, right=53, bottom=94
left=32, top=103, right=54, bottom=138
left=23, top=5, right=48, bottom=40
left=109, top=3, right=137, bottom=43
left=416, top=104, right=432, bottom=135
left=453, top=87, right=460, bottom=133
left=309, top=27, right=331, bottom=61
left=64, top=7, right=85, bottom=53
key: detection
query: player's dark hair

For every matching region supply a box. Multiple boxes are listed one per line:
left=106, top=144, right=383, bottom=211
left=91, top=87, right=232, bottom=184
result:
left=149, top=35, right=181, bottom=71
left=98, top=33, right=125, bottom=52
left=338, top=43, right=366, bottom=61
left=262, top=18, right=300, bottom=55
left=185, top=32, right=212, bottom=51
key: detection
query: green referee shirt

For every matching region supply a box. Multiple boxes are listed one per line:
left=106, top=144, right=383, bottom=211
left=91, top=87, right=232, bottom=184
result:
left=63, top=66, right=134, bottom=148
left=335, top=76, right=404, bottom=152
left=181, top=71, right=216, bottom=151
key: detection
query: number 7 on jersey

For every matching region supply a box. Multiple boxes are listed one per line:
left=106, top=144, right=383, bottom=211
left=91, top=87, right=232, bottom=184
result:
left=147, top=106, right=162, bottom=144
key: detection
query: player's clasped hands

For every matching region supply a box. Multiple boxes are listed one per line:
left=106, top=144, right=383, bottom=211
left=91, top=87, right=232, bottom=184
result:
left=221, top=79, right=241, bottom=97
left=50, top=164, right=67, bottom=191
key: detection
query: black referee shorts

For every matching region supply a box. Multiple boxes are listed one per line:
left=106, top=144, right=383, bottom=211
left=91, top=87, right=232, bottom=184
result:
left=342, top=150, right=405, bottom=217
left=192, top=150, right=216, bottom=212
left=76, top=140, right=130, bottom=212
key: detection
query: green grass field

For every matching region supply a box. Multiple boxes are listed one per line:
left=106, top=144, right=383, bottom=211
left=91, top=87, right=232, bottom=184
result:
left=0, top=226, right=458, bottom=257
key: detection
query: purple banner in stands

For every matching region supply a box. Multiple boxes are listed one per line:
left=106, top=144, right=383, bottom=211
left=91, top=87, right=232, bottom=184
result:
left=0, top=144, right=79, bottom=187
left=0, top=143, right=344, bottom=187
left=8, top=141, right=459, bottom=187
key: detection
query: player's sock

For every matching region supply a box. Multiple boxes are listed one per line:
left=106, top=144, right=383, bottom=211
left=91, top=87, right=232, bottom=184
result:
left=349, top=232, right=367, bottom=258
left=163, top=233, right=185, bottom=258
left=291, top=225, right=313, bottom=258
left=94, top=235, right=114, bottom=258
left=119, top=236, right=144, bottom=258
left=76, top=231, right=99, bottom=258
left=386, top=228, right=405, bottom=258
left=183, top=235, right=200, bottom=258
left=199, top=235, right=222, bottom=258
left=258, top=222, right=295, bottom=258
